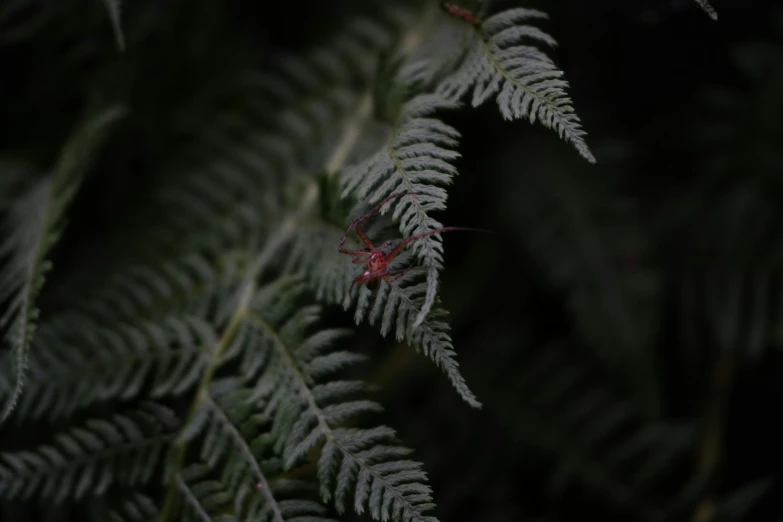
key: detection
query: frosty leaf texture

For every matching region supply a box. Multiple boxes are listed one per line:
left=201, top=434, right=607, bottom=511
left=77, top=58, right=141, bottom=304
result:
left=236, top=276, right=439, bottom=522
left=436, top=7, right=596, bottom=163
left=353, top=267, right=480, bottom=408
left=5, top=314, right=216, bottom=423
left=341, top=93, right=461, bottom=329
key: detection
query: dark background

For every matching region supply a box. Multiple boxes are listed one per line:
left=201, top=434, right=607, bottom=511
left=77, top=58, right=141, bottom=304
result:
left=2, top=0, right=782, bottom=520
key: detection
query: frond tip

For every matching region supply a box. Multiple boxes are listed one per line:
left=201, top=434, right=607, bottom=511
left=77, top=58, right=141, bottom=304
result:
left=437, top=8, right=596, bottom=163
left=319, top=427, right=438, bottom=522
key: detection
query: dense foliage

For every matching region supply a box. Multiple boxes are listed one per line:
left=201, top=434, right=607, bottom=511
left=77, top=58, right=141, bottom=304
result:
left=1, top=0, right=781, bottom=521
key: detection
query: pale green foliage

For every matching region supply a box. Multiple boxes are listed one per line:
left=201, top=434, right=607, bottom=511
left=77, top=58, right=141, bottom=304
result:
left=240, top=276, right=438, bottom=522
left=435, top=8, right=596, bottom=163
left=0, top=1, right=600, bottom=520
left=0, top=106, right=125, bottom=421
left=0, top=402, right=178, bottom=502
left=341, top=94, right=461, bottom=329
left=7, top=314, right=216, bottom=422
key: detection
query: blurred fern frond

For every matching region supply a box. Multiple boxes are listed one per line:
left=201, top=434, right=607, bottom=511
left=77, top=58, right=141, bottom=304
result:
left=0, top=402, right=178, bottom=503
left=693, top=0, right=718, bottom=20
left=0, top=106, right=125, bottom=421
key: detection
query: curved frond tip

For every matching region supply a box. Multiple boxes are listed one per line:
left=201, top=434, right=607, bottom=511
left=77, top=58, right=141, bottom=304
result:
left=437, top=7, right=596, bottom=163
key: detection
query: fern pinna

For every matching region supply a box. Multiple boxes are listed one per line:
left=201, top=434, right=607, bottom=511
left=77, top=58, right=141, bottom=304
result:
left=0, top=0, right=605, bottom=520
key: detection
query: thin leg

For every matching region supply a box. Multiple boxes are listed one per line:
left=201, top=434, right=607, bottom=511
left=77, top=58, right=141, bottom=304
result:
left=354, top=219, right=374, bottom=252
left=340, top=191, right=423, bottom=254
left=386, top=225, right=495, bottom=261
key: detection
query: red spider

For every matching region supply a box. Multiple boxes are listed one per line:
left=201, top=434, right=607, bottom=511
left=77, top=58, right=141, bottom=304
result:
left=338, top=192, right=485, bottom=291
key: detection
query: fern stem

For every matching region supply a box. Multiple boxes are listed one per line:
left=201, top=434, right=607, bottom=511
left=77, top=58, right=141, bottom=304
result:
left=249, top=313, right=332, bottom=442
left=175, top=474, right=211, bottom=522
left=204, top=394, right=284, bottom=518
left=159, top=183, right=319, bottom=521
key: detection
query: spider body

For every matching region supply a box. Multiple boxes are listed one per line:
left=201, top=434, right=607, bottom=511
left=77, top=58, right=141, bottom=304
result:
left=338, top=192, right=487, bottom=291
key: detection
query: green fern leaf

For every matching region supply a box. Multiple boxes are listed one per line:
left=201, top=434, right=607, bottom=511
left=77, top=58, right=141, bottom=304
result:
left=353, top=267, right=479, bottom=408
left=232, top=275, right=440, bottom=522
left=0, top=106, right=125, bottom=422
left=285, top=188, right=479, bottom=408
left=0, top=402, right=178, bottom=502
left=163, top=379, right=339, bottom=522
left=3, top=314, right=216, bottom=422
left=436, top=8, right=596, bottom=163
left=340, top=93, right=461, bottom=329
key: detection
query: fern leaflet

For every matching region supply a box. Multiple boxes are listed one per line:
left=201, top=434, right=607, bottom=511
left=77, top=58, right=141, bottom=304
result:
left=1, top=314, right=216, bottom=422
left=227, top=275, right=440, bottom=522
left=0, top=402, right=178, bottom=502
left=436, top=7, right=596, bottom=163
left=0, top=106, right=125, bottom=422
left=341, top=93, right=461, bottom=330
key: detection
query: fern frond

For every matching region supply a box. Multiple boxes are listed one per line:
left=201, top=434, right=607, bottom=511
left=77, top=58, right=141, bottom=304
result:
left=693, top=0, right=718, bottom=20
left=0, top=402, right=178, bottom=502
left=112, top=13, right=402, bottom=271
left=318, top=427, right=437, bottom=522
left=231, top=275, right=440, bottom=522
left=101, top=0, right=124, bottom=50
left=163, top=377, right=339, bottom=522
left=341, top=93, right=462, bottom=329
left=2, top=314, right=216, bottom=423
left=436, top=8, right=595, bottom=163
left=285, top=188, right=479, bottom=407
left=57, top=251, right=247, bottom=328
left=355, top=268, right=479, bottom=408
left=0, top=106, right=125, bottom=422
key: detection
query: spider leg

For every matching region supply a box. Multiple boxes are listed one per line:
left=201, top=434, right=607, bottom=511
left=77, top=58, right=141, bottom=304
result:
left=339, top=191, right=424, bottom=255
left=385, top=226, right=497, bottom=261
